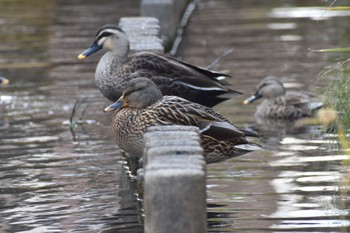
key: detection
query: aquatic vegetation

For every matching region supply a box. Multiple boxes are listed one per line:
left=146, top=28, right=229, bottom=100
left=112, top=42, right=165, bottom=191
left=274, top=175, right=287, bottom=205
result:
left=309, top=2, right=350, bottom=165
left=321, top=59, right=350, bottom=130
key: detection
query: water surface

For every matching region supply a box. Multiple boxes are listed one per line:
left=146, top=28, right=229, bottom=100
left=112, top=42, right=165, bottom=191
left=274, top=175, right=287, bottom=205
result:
left=0, top=0, right=350, bottom=232
left=177, top=1, right=350, bottom=232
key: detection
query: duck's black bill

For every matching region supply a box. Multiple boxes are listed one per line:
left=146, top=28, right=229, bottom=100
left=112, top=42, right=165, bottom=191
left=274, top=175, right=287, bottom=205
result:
left=77, top=42, right=102, bottom=59
left=104, top=100, right=124, bottom=113
left=243, top=94, right=261, bottom=104
left=0, top=76, right=9, bottom=85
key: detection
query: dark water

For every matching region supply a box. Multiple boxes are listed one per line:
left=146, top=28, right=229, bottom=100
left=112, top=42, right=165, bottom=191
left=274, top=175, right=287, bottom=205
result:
left=0, top=0, right=349, bottom=232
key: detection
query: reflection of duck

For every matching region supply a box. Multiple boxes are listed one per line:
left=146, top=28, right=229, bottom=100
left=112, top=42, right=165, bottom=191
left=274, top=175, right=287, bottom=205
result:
left=78, top=24, right=241, bottom=107
left=0, top=76, right=9, bottom=86
left=246, top=117, right=322, bottom=150
left=104, top=78, right=260, bottom=164
left=243, top=76, right=323, bottom=119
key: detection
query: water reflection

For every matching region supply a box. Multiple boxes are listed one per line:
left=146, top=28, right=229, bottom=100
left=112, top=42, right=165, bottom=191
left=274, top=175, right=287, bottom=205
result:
left=269, top=7, right=350, bottom=20
left=0, top=0, right=143, bottom=232
left=182, top=1, right=350, bottom=233
left=1, top=0, right=350, bottom=232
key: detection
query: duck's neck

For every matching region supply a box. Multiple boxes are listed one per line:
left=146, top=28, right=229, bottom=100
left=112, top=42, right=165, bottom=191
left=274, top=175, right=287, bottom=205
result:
left=110, top=37, right=130, bottom=60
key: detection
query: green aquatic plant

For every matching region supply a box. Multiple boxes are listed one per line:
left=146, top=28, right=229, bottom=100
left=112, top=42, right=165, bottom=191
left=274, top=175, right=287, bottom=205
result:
left=312, top=1, right=350, bottom=154
left=321, top=59, right=350, bottom=130
left=312, top=1, right=350, bottom=226
left=318, top=62, right=350, bottom=209
left=317, top=108, right=349, bottom=153
left=327, top=6, right=350, bottom=11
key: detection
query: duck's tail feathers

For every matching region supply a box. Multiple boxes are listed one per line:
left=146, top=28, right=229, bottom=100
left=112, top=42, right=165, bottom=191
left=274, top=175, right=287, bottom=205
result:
left=234, top=143, right=261, bottom=152
left=217, top=90, right=243, bottom=98
left=308, top=102, right=324, bottom=111
left=242, top=129, right=259, bottom=138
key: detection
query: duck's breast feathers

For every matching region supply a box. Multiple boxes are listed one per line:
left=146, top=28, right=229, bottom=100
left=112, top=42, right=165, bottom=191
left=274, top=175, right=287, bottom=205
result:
left=128, top=52, right=237, bottom=92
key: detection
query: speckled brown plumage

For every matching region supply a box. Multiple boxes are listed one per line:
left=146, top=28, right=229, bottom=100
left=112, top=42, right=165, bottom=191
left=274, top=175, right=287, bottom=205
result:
left=244, top=76, right=323, bottom=119
left=78, top=24, right=241, bottom=107
left=104, top=78, right=260, bottom=164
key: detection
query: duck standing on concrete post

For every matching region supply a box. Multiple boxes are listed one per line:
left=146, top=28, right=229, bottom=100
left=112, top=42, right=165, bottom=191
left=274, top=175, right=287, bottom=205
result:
left=103, top=77, right=260, bottom=164
left=243, top=76, right=323, bottom=119
left=78, top=24, right=241, bottom=107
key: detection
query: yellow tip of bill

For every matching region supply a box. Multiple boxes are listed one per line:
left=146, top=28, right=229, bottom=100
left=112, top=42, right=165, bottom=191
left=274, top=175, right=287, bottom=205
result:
left=77, top=54, right=86, bottom=60
left=1, top=78, right=9, bottom=85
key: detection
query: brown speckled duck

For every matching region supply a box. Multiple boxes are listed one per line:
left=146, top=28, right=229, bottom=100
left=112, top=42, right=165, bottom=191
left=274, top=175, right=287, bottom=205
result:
left=78, top=24, right=241, bottom=107
left=104, top=78, right=260, bottom=163
left=243, top=76, right=323, bottom=119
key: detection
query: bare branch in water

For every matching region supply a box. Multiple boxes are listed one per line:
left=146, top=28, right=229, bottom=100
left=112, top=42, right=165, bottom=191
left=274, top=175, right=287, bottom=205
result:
left=79, top=103, right=90, bottom=121
left=69, top=97, right=89, bottom=141
left=205, top=48, right=234, bottom=70
left=317, top=0, right=337, bottom=22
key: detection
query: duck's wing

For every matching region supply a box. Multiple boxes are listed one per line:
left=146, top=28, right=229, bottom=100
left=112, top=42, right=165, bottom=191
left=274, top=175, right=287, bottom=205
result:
left=286, top=92, right=323, bottom=113
left=129, top=52, right=241, bottom=93
left=155, top=96, right=247, bottom=141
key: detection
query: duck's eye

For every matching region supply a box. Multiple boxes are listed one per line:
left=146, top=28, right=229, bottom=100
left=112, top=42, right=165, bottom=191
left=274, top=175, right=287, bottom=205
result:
left=96, top=32, right=114, bottom=42
left=124, top=90, right=131, bottom=96
left=100, top=32, right=113, bottom=38
left=258, top=83, right=267, bottom=90
left=130, top=87, right=144, bottom=95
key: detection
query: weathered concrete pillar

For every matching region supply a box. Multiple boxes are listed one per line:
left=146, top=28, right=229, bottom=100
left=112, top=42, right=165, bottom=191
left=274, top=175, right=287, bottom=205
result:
left=145, top=167, right=206, bottom=233
left=119, top=17, right=164, bottom=53
left=144, top=126, right=207, bottom=233
left=140, top=0, right=191, bottom=49
left=117, top=18, right=207, bottom=233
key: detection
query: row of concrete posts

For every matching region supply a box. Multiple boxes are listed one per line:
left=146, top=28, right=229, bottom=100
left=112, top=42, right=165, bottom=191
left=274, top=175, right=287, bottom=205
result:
left=119, top=1, right=208, bottom=231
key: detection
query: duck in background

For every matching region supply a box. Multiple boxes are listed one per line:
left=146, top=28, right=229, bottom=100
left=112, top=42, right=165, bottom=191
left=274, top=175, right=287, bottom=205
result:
left=104, top=77, right=260, bottom=164
left=78, top=24, right=241, bottom=107
left=243, top=76, right=323, bottom=119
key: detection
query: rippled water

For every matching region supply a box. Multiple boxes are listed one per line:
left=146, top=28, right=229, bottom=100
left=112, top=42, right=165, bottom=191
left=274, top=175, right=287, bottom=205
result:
left=178, top=1, right=350, bottom=232
left=0, top=0, right=349, bottom=232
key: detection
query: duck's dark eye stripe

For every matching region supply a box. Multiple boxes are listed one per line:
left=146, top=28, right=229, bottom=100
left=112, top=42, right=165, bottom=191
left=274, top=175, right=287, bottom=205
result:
left=124, top=85, right=147, bottom=96
left=258, top=83, right=267, bottom=90
left=101, top=31, right=113, bottom=37
left=129, top=87, right=143, bottom=95
left=114, top=27, right=124, bottom=33
left=96, top=31, right=114, bottom=41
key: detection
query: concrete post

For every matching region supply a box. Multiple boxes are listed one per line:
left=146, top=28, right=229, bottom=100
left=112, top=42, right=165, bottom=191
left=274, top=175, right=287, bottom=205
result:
left=144, top=167, right=206, bottom=233
left=117, top=17, right=207, bottom=233
left=119, top=17, right=164, bottom=53
left=140, top=0, right=191, bottom=49
left=144, top=126, right=207, bottom=233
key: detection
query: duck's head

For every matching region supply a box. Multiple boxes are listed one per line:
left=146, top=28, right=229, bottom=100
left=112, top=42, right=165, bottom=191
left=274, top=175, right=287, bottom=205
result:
left=104, top=78, right=163, bottom=112
left=78, top=24, right=129, bottom=60
left=0, top=76, right=9, bottom=86
left=243, top=76, right=285, bottom=104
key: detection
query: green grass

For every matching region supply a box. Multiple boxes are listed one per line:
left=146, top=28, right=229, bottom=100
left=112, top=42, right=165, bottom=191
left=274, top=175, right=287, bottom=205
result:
left=322, top=58, right=350, bottom=130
